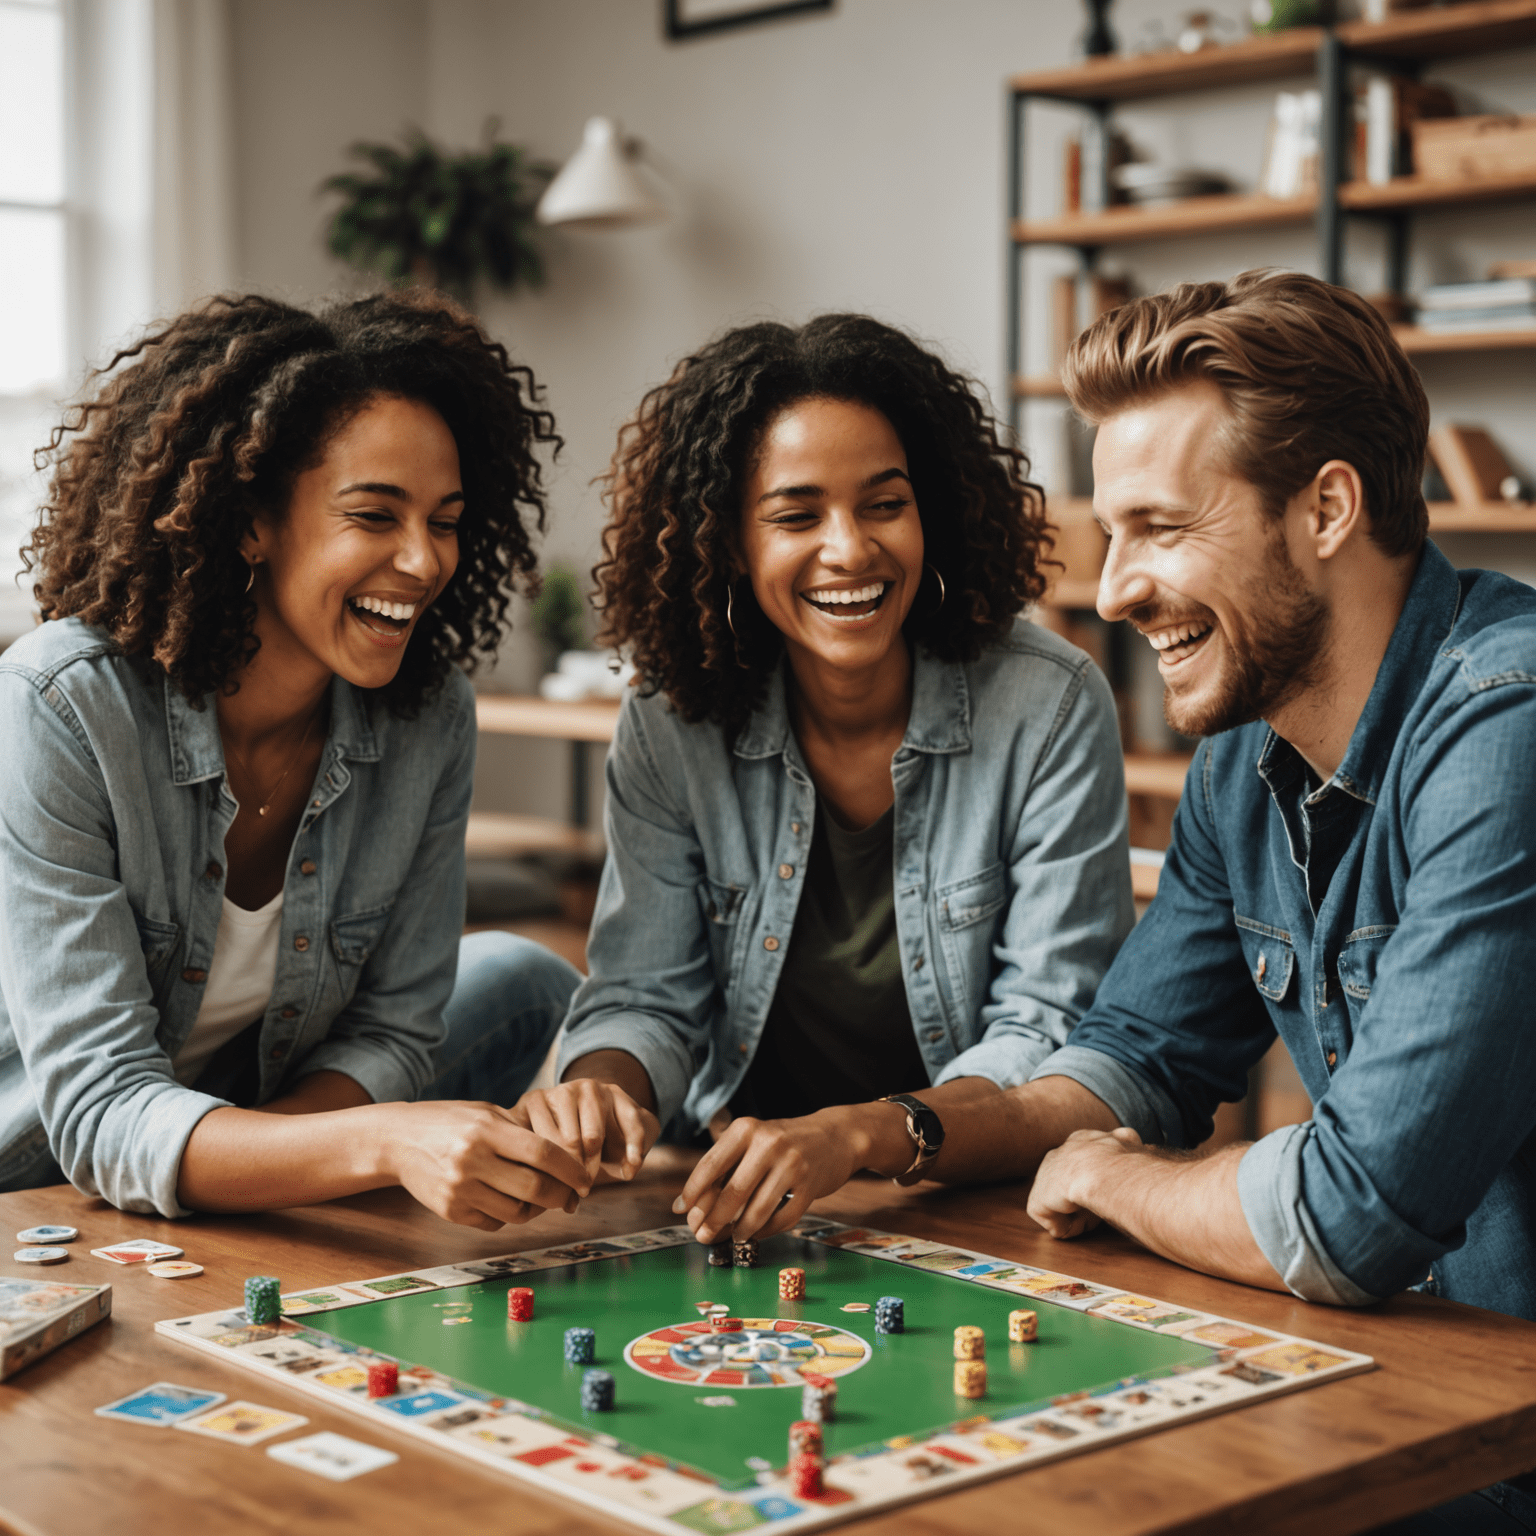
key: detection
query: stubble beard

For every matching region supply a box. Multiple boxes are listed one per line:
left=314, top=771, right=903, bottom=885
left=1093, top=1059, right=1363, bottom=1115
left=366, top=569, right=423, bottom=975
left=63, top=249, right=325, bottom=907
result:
left=1162, top=535, right=1331, bottom=740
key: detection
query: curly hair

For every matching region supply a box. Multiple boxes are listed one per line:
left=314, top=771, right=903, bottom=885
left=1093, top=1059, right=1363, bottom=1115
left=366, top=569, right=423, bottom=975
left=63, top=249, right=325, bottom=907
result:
left=23, top=288, right=559, bottom=714
left=595, top=313, right=1050, bottom=739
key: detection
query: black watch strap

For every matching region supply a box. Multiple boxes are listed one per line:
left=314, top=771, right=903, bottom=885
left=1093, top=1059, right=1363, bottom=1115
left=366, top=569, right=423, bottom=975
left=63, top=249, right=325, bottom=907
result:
left=879, top=1093, right=945, bottom=1185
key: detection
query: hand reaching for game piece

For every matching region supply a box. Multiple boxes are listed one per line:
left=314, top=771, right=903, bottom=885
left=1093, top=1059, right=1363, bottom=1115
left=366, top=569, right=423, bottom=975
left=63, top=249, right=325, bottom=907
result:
left=511, top=1078, right=661, bottom=1189
left=673, top=1109, right=871, bottom=1246
left=1026, top=1125, right=1144, bottom=1240
left=381, top=1100, right=596, bottom=1232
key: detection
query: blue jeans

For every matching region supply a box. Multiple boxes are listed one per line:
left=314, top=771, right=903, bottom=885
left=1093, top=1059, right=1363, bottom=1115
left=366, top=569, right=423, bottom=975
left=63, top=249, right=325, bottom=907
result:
left=3, top=931, right=579, bottom=1193
left=421, top=930, right=579, bottom=1103
left=1371, top=1478, right=1536, bottom=1534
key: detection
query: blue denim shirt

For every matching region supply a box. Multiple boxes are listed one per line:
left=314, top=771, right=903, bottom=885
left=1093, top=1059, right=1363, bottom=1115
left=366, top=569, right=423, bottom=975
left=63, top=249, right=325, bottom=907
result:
left=558, top=620, right=1136, bottom=1135
left=0, top=618, right=474, bottom=1216
left=1036, top=544, right=1536, bottom=1321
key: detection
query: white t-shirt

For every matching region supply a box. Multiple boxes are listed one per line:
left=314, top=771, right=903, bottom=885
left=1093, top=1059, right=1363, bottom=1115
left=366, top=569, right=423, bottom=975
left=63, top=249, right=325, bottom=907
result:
left=172, top=891, right=284, bottom=1087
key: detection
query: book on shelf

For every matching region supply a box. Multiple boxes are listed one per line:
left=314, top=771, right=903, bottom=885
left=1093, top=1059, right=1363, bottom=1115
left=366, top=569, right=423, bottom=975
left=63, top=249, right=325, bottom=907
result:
left=1261, top=90, right=1320, bottom=200
left=1359, top=76, right=1456, bottom=185
left=1416, top=278, right=1536, bottom=332
left=1427, top=426, right=1516, bottom=511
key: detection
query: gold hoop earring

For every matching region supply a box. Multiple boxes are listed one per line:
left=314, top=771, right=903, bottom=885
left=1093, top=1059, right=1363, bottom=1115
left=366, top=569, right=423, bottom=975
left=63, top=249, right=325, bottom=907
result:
left=725, top=585, right=738, bottom=641
left=244, top=561, right=258, bottom=595
left=926, top=562, right=946, bottom=617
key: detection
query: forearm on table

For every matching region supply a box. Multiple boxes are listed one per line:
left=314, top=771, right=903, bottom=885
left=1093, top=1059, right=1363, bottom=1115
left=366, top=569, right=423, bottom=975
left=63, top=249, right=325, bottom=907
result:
left=177, top=1095, right=397, bottom=1212
left=1084, top=1143, right=1284, bottom=1291
left=561, top=1050, right=657, bottom=1114
left=818, top=1074, right=1118, bottom=1185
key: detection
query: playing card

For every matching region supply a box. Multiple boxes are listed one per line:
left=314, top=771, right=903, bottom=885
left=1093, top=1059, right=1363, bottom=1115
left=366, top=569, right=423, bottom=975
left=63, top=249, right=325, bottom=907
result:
left=91, top=1239, right=184, bottom=1265
left=95, top=1382, right=226, bottom=1425
left=265, top=1430, right=399, bottom=1481
left=174, top=1399, right=308, bottom=1444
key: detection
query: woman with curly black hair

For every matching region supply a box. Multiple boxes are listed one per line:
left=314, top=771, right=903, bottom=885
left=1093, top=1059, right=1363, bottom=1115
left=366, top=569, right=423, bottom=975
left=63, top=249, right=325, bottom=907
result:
left=524, top=314, right=1135, bottom=1241
left=0, top=290, right=594, bottom=1227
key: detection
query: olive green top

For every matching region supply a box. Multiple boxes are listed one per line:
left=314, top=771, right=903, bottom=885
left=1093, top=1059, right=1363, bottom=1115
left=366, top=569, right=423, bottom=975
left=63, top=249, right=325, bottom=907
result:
left=736, top=797, right=929, bottom=1119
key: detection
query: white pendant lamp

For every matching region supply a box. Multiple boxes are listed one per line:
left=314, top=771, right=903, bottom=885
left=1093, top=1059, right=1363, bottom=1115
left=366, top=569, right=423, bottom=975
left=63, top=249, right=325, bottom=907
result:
left=536, top=117, right=667, bottom=230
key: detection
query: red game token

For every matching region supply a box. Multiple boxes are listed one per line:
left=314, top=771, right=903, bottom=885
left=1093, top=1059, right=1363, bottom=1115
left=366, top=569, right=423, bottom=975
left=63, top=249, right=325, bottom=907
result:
left=709, top=1315, right=742, bottom=1333
left=789, top=1419, right=823, bottom=1460
left=507, top=1286, right=534, bottom=1321
left=366, top=1360, right=399, bottom=1398
left=789, top=1451, right=824, bottom=1498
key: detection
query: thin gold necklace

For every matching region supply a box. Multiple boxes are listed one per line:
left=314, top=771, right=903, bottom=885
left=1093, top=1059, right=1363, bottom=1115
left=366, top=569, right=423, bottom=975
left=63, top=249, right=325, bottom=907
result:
left=224, top=709, right=322, bottom=818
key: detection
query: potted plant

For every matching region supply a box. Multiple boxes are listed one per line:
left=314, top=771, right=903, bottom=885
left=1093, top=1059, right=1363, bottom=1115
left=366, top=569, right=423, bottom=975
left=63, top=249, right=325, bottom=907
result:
left=320, top=120, right=552, bottom=300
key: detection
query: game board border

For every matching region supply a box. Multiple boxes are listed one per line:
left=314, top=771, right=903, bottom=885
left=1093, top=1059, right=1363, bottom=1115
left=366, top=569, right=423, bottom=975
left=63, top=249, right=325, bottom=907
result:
left=157, top=1220, right=1374, bottom=1535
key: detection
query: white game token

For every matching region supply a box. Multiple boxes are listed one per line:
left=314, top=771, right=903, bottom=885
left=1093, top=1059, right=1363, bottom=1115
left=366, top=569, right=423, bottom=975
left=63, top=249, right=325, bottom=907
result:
left=14, top=1246, right=70, bottom=1265
left=147, top=1261, right=204, bottom=1279
left=17, top=1225, right=79, bottom=1244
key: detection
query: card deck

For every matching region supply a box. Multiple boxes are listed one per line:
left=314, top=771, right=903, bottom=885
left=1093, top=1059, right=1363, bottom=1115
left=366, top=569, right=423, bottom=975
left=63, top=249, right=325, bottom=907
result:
left=95, top=1382, right=226, bottom=1425
left=174, top=1400, right=308, bottom=1445
left=265, top=1430, right=399, bottom=1481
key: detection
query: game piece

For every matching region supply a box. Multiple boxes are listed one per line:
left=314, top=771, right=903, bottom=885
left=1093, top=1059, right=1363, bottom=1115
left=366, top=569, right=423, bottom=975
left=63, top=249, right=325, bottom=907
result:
left=266, top=1430, right=399, bottom=1481
left=17, top=1225, right=78, bottom=1244
left=174, top=1399, right=308, bottom=1445
left=953, top=1359, right=987, bottom=1398
left=563, top=1325, right=595, bottom=1363
left=874, top=1295, right=904, bottom=1334
left=732, top=1238, right=759, bottom=1268
left=801, top=1371, right=837, bottom=1423
left=839, top=1301, right=871, bottom=1312
left=95, top=1382, right=226, bottom=1425
left=789, top=1450, right=824, bottom=1498
left=507, top=1286, right=534, bottom=1321
left=709, top=1315, right=742, bottom=1333
left=91, top=1240, right=183, bottom=1265
left=1008, top=1308, right=1038, bottom=1343
left=953, top=1324, right=985, bottom=1360
left=244, top=1275, right=281, bottom=1325
left=147, top=1261, right=204, bottom=1279
left=789, top=1419, right=823, bottom=1460
left=580, top=1368, right=615, bottom=1411
left=708, top=1303, right=730, bottom=1317
left=778, top=1266, right=806, bottom=1300
left=365, top=1360, right=398, bottom=1398
left=13, top=1247, right=68, bottom=1265
left=707, top=1240, right=733, bottom=1267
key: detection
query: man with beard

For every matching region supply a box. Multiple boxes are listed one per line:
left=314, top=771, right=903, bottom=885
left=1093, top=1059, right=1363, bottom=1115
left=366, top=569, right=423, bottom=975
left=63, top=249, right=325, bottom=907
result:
left=895, top=271, right=1536, bottom=1532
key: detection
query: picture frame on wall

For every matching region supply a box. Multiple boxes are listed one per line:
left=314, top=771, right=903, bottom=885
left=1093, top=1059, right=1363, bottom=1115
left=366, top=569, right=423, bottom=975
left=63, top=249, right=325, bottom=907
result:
left=664, top=0, right=833, bottom=42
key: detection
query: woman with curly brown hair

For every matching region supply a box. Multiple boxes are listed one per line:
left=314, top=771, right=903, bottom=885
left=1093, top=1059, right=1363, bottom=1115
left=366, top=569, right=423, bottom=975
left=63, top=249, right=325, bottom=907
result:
left=0, top=290, right=595, bottom=1227
left=522, top=314, right=1135, bottom=1243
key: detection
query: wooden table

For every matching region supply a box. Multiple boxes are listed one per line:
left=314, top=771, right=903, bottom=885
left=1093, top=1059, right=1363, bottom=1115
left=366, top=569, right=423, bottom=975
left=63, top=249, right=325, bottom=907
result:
left=5, top=1159, right=1535, bottom=1536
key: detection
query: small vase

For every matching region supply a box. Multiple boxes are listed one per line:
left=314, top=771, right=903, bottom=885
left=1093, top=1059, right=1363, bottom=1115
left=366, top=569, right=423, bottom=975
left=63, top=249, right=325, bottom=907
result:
left=1082, top=0, right=1116, bottom=58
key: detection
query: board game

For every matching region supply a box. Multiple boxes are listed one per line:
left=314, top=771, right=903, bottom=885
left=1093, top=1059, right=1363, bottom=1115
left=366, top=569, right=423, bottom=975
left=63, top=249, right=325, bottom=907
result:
left=159, top=1218, right=1373, bottom=1533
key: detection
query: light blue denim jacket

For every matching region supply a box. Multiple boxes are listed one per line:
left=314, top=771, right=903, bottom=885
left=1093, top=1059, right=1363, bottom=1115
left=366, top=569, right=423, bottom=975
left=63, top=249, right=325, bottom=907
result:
left=558, top=620, right=1135, bottom=1134
left=0, top=618, right=474, bottom=1216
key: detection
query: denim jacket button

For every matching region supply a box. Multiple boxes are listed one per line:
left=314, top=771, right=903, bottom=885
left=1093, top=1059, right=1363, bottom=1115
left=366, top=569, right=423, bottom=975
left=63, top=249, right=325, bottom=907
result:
left=180, top=967, right=207, bottom=984
left=204, top=861, right=222, bottom=881
left=1327, top=1049, right=1337, bottom=1068
left=778, top=864, right=794, bottom=879
left=913, top=954, right=925, bottom=971
left=738, top=1042, right=750, bottom=1055
left=270, top=1043, right=288, bottom=1060
left=790, top=822, right=802, bottom=835
left=300, top=859, right=317, bottom=876
left=294, top=934, right=310, bottom=953
left=763, top=935, right=780, bottom=952
left=1255, top=954, right=1267, bottom=982
left=280, top=1006, right=298, bottom=1019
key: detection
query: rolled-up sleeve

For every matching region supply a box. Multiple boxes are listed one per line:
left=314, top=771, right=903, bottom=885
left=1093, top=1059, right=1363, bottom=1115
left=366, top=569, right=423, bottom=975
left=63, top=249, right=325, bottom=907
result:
left=0, top=669, right=227, bottom=1216
left=936, top=659, right=1135, bottom=1090
left=557, top=694, right=718, bottom=1128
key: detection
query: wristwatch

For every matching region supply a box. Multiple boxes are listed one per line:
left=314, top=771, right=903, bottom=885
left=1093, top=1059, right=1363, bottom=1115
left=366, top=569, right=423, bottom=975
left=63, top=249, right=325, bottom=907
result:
left=879, top=1094, right=945, bottom=1186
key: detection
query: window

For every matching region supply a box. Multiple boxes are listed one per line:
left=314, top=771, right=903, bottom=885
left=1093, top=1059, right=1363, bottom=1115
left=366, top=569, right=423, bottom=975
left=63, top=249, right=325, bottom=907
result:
left=0, top=0, right=66, bottom=636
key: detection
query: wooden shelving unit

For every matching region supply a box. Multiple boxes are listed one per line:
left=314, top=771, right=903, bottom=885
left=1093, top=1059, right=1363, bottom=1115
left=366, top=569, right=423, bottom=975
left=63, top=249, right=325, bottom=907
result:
left=1012, top=191, right=1315, bottom=248
left=1335, top=0, right=1536, bottom=58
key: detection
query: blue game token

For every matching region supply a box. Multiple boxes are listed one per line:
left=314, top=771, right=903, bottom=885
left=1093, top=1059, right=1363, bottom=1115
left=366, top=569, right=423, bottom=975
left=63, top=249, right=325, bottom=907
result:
left=17, top=1225, right=79, bottom=1244
left=580, top=1369, right=615, bottom=1411
left=564, top=1326, right=596, bottom=1364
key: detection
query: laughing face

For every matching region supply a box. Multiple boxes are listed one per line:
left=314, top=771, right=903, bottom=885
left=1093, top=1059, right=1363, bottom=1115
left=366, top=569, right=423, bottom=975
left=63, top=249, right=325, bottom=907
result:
left=738, top=396, right=924, bottom=679
left=1092, top=380, right=1329, bottom=739
left=243, top=394, right=463, bottom=694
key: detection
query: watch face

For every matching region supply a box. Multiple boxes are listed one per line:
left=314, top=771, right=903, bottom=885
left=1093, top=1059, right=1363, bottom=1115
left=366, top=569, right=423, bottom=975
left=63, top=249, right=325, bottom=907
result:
left=913, top=1105, right=945, bottom=1150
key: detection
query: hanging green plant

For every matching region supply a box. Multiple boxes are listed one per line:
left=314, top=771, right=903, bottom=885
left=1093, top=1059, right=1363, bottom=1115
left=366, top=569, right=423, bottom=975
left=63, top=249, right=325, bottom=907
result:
left=320, top=120, right=553, bottom=301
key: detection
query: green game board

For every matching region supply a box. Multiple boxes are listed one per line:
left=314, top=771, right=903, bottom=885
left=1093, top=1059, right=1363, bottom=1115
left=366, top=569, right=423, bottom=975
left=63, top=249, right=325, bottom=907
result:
left=160, top=1219, right=1373, bottom=1536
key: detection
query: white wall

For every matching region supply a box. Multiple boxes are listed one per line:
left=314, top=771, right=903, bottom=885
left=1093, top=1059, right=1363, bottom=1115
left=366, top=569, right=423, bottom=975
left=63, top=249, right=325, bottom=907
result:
left=222, top=0, right=1536, bottom=814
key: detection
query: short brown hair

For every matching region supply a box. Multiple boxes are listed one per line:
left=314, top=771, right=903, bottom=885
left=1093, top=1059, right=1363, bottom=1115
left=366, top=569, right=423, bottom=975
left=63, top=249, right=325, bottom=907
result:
left=1063, top=269, right=1429, bottom=557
